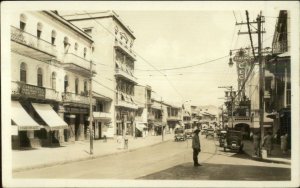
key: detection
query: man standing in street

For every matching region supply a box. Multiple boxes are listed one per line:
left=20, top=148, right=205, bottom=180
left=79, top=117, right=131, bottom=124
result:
left=192, top=127, right=201, bottom=167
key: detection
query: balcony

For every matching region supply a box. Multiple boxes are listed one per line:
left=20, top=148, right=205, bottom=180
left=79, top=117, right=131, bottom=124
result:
left=167, top=116, right=181, bottom=121
left=93, top=112, right=111, bottom=120
left=62, top=92, right=95, bottom=106
left=11, top=26, right=57, bottom=61
left=272, top=40, right=288, bottom=54
left=233, top=116, right=251, bottom=124
left=114, top=39, right=136, bottom=60
left=115, top=92, right=138, bottom=109
left=63, top=53, right=96, bottom=76
left=115, top=67, right=137, bottom=84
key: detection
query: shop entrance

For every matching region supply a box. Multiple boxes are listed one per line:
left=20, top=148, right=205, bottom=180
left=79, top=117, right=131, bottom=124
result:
left=19, top=131, right=30, bottom=147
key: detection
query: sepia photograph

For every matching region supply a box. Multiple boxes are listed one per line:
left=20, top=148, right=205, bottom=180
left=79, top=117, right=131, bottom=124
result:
left=1, top=1, right=299, bottom=187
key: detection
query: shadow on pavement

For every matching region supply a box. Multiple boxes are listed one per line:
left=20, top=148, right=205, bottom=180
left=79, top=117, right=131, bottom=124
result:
left=137, top=162, right=291, bottom=180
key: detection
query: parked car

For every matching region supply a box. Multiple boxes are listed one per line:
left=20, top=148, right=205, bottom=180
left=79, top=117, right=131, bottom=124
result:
left=223, top=130, right=244, bottom=152
left=174, top=128, right=186, bottom=141
left=185, top=129, right=193, bottom=139
left=201, top=128, right=207, bottom=135
left=206, top=128, right=215, bottom=138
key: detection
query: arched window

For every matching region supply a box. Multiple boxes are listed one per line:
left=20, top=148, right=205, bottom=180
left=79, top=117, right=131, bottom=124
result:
left=75, top=78, right=79, bottom=94
left=20, top=14, right=27, bottom=31
left=20, top=62, right=27, bottom=83
left=51, top=72, right=56, bottom=90
left=75, top=43, right=78, bottom=51
left=51, top=30, right=56, bottom=45
left=63, top=37, right=69, bottom=48
left=84, top=81, right=88, bottom=93
left=83, top=47, right=87, bottom=58
left=64, top=75, right=69, bottom=92
left=37, top=68, right=43, bottom=87
left=37, top=22, right=43, bottom=39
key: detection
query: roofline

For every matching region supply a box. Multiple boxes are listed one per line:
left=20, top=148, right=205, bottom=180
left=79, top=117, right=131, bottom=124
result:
left=44, top=11, right=93, bottom=43
left=64, top=11, right=136, bottom=40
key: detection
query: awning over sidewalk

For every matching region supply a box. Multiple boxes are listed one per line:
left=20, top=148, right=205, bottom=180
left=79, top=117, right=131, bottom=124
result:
left=32, top=103, right=68, bottom=130
left=11, top=101, right=40, bottom=131
left=136, top=122, right=147, bottom=131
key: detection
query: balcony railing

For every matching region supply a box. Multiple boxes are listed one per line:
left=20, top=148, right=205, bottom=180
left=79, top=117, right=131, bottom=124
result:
left=11, top=26, right=57, bottom=60
left=62, top=92, right=95, bottom=105
left=272, top=40, right=288, bottom=54
left=63, top=53, right=96, bottom=75
left=114, top=39, right=136, bottom=60
left=93, top=112, right=111, bottom=120
left=115, top=67, right=137, bottom=83
left=45, top=88, right=60, bottom=101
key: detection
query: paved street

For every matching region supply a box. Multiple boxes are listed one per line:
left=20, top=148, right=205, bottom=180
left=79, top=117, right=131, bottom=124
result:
left=13, top=135, right=290, bottom=180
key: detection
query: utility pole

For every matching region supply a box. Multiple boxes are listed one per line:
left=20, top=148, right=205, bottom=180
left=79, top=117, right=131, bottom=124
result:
left=236, top=11, right=265, bottom=158
left=160, top=97, right=164, bottom=141
left=230, top=86, right=234, bottom=129
left=89, top=61, right=93, bottom=155
left=257, top=11, right=265, bottom=152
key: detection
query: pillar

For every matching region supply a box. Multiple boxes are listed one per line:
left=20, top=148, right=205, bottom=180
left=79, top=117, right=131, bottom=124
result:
left=79, top=114, right=85, bottom=141
left=58, top=107, right=65, bottom=144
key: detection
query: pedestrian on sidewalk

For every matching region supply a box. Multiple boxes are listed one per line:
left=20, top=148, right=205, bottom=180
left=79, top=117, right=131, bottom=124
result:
left=263, top=132, right=273, bottom=156
left=192, top=127, right=201, bottom=167
left=252, top=131, right=260, bottom=156
left=280, top=133, right=288, bottom=154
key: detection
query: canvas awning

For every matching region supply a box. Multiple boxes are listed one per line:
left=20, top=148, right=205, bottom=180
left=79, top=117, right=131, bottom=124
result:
left=136, top=122, right=147, bottom=131
left=32, top=103, right=68, bottom=130
left=11, top=101, right=40, bottom=131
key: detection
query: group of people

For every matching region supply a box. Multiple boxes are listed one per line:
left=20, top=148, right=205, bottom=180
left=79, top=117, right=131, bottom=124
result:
left=252, top=131, right=289, bottom=157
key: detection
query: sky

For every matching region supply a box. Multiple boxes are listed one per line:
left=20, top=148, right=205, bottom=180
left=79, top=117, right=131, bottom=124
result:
left=116, top=10, right=278, bottom=107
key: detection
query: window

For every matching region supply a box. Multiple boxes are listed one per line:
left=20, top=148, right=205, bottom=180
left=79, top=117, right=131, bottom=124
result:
left=64, top=37, right=69, bottom=48
left=20, top=62, right=27, bottom=83
left=37, top=22, right=43, bottom=39
left=75, top=78, right=79, bottom=94
left=20, top=14, right=27, bottom=31
left=75, top=43, right=78, bottom=51
left=51, top=30, right=56, bottom=45
left=64, top=75, right=69, bottom=92
left=51, top=72, right=56, bottom=90
left=37, top=68, right=43, bottom=87
left=84, top=81, right=88, bottom=93
left=83, top=47, right=87, bottom=58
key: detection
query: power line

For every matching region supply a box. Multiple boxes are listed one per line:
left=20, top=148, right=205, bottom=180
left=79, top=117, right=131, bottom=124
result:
left=82, top=11, right=183, bottom=100
left=135, top=55, right=229, bottom=71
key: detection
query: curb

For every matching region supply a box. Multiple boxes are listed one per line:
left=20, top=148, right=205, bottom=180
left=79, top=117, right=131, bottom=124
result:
left=243, top=150, right=291, bottom=165
left=13, top=138, right=172, bottom=173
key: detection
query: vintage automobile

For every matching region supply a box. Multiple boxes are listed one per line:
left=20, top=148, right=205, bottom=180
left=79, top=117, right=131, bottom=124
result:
left=223, top=130, right=244, bottom=152
left=218, top=130, right=227, bottom=147
left=205, top=128, right=215, bottom=138
left=184, top=129, right=193, bottom=139
left=174, top=128, right=186, bottom=141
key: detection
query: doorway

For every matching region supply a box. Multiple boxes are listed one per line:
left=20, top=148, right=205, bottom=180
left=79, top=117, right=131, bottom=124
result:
left=75, top=114, right=80, bottom=141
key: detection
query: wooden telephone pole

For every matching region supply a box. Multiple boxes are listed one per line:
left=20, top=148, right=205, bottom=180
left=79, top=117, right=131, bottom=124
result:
left=237, top=11, right=265, bottom=157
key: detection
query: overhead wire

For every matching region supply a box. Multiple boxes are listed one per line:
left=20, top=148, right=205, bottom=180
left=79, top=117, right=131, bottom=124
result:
left=81, top=11, right=184, bottom=100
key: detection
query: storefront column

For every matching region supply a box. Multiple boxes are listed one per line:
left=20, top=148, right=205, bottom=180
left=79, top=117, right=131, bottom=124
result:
left=68, top=117, right=76, bottom=142
left=58, top=108, right=65, bottom=144
left=79, top=114, right=85, bottom=140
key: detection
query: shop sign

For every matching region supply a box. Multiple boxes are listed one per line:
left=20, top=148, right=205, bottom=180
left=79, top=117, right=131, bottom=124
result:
left=64, top=107, right=88, bottom=114
left=21, top=84, right=45, bottom=99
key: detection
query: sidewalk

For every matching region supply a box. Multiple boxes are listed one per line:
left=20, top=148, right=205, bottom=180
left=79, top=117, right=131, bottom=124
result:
left=243, top=140, right=291, bottom=165
left=12, top=133, right=174, bottom=172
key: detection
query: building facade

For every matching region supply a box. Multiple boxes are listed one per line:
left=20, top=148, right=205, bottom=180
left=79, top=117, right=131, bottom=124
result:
left=60, top=11, right=138, bottom=138
left=11, top=11, right=94, bottom=148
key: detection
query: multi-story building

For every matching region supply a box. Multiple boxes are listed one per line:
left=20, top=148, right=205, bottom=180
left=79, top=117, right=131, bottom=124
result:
left=265, top=10, right=291, bottom=147
left=148, top=99, right=165, bottom=136
left=60, top=11, right=138, bottom=138
left=10, top=11, right=94, bottom=148
left=191, top=105, right=201, bottom=128
left=134, top=85, right=152, bottom=137
left=166, top=104, right=182, bottom=134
